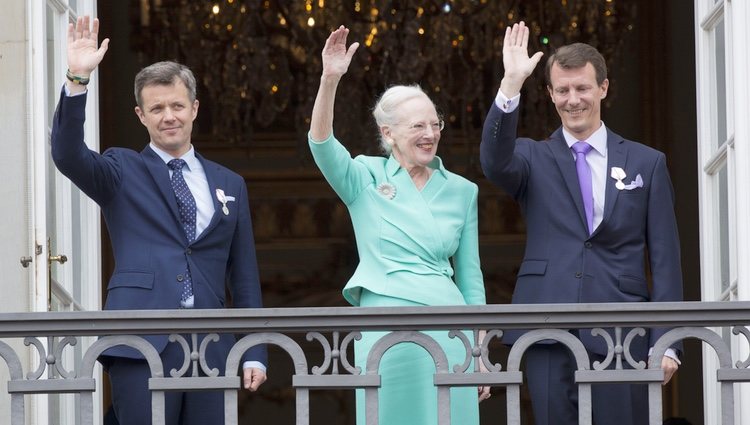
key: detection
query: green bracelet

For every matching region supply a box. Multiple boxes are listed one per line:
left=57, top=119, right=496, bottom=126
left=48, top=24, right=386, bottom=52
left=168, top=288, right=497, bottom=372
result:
left=66, top=69, right=90, bottom=85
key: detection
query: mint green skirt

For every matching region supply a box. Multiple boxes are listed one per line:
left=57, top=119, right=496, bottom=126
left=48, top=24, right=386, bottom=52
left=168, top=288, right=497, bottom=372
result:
left=355, top=290, right=479, bottom=425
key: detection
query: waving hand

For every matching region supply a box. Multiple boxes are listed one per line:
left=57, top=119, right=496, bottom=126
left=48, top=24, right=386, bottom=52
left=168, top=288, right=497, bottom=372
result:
left=66, top=16, right=109, bottom=92
left=500, top=21, right=544, bottom=98
left=321, top=25, right=360, bottom=79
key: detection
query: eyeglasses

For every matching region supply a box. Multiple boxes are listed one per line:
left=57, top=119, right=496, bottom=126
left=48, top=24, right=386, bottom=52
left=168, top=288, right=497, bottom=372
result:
left=396, top=119, right=445, bottom=134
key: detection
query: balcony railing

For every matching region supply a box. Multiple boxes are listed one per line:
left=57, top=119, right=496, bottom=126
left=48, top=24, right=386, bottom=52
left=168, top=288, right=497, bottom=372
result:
left=1, top=301, right=749, bottom=425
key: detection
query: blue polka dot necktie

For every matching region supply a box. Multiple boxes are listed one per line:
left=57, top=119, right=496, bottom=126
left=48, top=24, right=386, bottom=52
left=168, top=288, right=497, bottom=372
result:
left=168, top=159, right=195, bottom=307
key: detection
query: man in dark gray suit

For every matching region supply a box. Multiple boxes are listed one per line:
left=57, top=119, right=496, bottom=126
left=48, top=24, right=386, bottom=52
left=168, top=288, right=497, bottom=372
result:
left=52, top=16, right=267, bottom=424
left=480, top=22, right=683, bottom=425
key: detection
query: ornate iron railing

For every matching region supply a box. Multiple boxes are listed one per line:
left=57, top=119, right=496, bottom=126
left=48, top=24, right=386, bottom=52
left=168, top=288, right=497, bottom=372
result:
left=1, top=301, right=749, bottom=425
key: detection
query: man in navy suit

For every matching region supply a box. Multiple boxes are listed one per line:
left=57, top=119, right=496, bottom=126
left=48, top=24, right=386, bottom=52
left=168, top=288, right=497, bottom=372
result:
left=480, top=22, right=683, bottom=424
left=51, top=16, right=267, bottom=424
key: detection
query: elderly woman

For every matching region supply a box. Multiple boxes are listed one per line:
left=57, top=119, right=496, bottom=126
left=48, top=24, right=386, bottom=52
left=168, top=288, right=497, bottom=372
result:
left=309, top=26, right=489, bottom=424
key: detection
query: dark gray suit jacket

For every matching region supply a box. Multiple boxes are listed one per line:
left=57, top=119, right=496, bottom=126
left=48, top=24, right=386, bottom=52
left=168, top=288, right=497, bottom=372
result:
left=51, top=89, right=267, bottom=367
left=480, top=103, right=683, bottom=359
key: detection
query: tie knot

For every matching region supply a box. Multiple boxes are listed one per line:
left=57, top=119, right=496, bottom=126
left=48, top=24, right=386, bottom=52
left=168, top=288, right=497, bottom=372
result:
left=168, top=158, right=186, bottom=171
left=572, top=141, right=593, bottom=156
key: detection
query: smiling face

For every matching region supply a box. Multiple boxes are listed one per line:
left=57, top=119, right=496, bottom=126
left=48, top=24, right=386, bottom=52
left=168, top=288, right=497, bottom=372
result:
left=134, top=78, right=199, bottom=157
left=548, top=62, right=608, bottom=141
left=381, top=96, right=441, bottom=171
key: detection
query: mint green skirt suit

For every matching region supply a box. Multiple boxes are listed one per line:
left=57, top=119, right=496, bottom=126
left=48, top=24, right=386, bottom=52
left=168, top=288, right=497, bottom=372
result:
left=309, top=133, right=486, bottom=425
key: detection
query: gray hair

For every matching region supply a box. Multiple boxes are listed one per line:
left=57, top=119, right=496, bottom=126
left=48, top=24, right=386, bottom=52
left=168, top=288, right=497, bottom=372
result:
left=372, top=84, right=435, bottom=154
left=134, top=61, right=197, bottom=107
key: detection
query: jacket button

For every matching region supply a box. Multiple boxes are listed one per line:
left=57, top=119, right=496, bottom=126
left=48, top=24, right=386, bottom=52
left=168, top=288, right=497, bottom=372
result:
left=584, top=242, right=592, bottom=248
left=186, top=249, right=192, bottom=255
left=176, top=274, right=184, bottom=282
left=575, top=272, right=582, bottom=278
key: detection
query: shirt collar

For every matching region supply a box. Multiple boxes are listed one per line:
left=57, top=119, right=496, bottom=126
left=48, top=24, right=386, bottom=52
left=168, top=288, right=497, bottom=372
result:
left=562, top=122, right=608, bottom=156
left=149, top=143, right=199, bottom=171
left=385, top=154, right=447, bottom=177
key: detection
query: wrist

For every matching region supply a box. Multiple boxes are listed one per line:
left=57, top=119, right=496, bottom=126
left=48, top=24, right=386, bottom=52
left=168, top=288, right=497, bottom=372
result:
left=320, top=73, right=342, bottom=84
left=499, top=77, right=524, bottom=99
left=66, top=69, right=91, bottom=86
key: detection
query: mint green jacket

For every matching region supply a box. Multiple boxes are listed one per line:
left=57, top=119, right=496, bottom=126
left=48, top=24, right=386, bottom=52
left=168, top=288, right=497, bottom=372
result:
left=309, top=133, right=485, bottom=307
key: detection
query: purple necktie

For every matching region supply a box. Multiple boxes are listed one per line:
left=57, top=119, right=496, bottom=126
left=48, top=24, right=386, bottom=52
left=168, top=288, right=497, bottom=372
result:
left=572, top=142, right=594, bottom=234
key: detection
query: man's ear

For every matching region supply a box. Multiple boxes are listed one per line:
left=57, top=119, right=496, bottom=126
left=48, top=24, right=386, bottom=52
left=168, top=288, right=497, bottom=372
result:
left=547, top=85, right=554, bottom=101
left=192, top=99, right=199, bottom=120
left=134, top=106, right=146, bottom=125
left=600, top=78, right=609, bottom=99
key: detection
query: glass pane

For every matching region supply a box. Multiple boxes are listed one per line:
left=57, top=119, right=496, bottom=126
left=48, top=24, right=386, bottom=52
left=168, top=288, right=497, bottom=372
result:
left=712, top=19, right=727, bottom=150
left=46, top=4, right=57, bottom=123
left=718, top=165, right=729, bottom=295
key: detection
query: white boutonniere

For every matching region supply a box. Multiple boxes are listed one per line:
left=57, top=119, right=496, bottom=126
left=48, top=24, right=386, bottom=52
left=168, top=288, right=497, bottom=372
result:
left=610, top=167, right=627, bottom=190
left=610, top=167, right=643, bottom=191
left=376, top=182, right=397, bottom=200
left=215, top=188, right=236, bottom=215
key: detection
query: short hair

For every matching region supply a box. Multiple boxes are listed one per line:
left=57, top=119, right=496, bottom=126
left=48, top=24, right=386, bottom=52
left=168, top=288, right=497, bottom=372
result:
left=372, top=84, right=435, bottom=154
left=544, top=43, right=607, bottom=87
left=134, top=61, right=197, bottom=107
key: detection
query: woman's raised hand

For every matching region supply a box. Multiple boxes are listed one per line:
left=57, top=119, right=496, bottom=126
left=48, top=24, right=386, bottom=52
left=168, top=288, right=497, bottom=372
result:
left=321, top=25, right=359, bottom=79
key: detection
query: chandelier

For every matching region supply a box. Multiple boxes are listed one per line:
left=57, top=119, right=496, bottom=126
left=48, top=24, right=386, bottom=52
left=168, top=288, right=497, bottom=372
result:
left=133, top=0, right=637, bottom=149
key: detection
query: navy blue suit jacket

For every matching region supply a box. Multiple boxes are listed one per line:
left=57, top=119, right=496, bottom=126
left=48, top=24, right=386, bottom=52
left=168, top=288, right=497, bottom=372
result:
left=51, top=90, right=267, bottom=368
left=480, top=104, right=683, bottom=359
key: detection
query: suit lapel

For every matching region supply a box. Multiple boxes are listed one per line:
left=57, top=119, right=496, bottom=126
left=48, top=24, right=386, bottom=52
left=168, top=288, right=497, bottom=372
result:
left=141, top=146, right=182, bottom=227
left=548, top=130, right=589, bottom=233
left=196, top=153, right=226, bottom=240
left=598, top=130, right=628, bottom=233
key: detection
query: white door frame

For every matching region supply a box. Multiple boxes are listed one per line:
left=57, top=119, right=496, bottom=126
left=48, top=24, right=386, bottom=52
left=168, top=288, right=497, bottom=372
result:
left=27, top=0, right=102, bottom=423
left=694, top=0, right=750, bottom=423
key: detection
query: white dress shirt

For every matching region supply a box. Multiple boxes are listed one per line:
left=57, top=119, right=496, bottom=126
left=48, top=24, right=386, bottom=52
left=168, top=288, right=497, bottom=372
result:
left=150, top=144, right=215, bottom=237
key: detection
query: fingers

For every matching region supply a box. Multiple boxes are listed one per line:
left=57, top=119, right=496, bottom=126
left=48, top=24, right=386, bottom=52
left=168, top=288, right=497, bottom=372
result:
left=98, top=38, right=111, bottom=59
left=323, top=25, right=348, bottom=51
left=91, top=17, right=100, bottom=42
left=345, top=42, right=360, bottom=60
left=510, top=21, right=526, bottom=47
left=337, top=26, right=350, bottom=45
left=71, top=15, right=100, bottom=42
left=243, top=368, right=267, bottom=392
left=520, top=21, right=530, bottom=49
left=67, top=22, right=75, bottom=44
left=661, top=356, right=679, bottom=385
left=82, top=15, right=91, bottom=39
left=478, top=386, right=491, bottom=402
left=530, top=51, right=544, bottom=66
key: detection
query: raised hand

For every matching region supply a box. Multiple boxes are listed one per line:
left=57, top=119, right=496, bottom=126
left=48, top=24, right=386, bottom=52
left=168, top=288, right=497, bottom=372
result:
left=67, top=15, right=109, bottom=77
left=321, top=25, right=359, bottom=79
left=500, top=21, right=544, bottom=98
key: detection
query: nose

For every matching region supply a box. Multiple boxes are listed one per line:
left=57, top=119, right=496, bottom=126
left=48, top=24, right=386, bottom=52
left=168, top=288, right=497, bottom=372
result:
left=567, top=91, right=580, bottom=105
left=163, top=107, right=175, bottom=121
left=422, top=127, right=436, bottom=138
